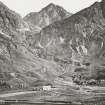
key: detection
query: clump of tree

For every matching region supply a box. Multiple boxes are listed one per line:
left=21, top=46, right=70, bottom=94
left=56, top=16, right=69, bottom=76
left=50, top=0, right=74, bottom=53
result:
left=72, top=67, right=91, bottom=85
left=0, top=79, right=10, bottom=90
left=91, top=66, right=105, bottom=86
left=72, top=65, right=105, bottom=86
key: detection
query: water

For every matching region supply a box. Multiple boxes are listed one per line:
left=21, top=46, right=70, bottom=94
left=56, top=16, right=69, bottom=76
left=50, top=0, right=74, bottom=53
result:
left=1, top=100, right=105, bottom=105
left=0, top=100, right=76, bottom=105
left=0, top=102, right=75, bottom=105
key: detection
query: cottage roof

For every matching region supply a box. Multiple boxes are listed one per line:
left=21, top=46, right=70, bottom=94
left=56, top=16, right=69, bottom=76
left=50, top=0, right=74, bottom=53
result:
left=33, top=80, right=52, bottom=87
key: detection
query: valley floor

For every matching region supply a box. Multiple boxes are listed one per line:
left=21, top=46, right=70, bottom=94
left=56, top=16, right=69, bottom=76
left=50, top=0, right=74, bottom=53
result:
left=0, top=86, right=105, bottom=105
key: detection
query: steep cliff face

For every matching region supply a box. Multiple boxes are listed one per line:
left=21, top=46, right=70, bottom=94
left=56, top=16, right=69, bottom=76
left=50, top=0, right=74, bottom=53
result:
left=24, top=3, right=71, bottom=29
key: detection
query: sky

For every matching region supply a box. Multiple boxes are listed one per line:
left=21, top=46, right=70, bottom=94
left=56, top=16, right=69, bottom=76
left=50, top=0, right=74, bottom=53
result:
left=0, top=0, right=102, bottom=17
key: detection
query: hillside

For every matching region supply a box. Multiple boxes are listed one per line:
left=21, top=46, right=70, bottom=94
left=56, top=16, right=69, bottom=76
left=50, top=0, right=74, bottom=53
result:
left=0, top=1, right=64, bottom=90
left=34, top=0, right=105, bottom=84
left=0, top=0, right=105, bottom=91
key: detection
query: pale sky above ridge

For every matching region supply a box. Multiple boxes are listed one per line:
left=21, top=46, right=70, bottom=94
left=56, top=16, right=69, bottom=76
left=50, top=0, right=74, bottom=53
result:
left=0, top=0, right=102, bottom=17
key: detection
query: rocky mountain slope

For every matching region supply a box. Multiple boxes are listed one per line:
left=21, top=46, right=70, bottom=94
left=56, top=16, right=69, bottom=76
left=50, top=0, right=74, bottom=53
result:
left=23, top=3, right=72, bottom=52
left=1, top=0, right=105, bottom=90
left=0, top=2, right=65, bottom=90
left=34, top=0, right=105, bottom=84
left=23, top=3, right=72, bottom=58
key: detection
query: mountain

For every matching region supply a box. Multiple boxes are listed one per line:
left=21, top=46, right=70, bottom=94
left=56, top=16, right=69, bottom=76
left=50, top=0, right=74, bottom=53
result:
left=34, top=0, right=105, bottom=83
left=23, top=3, right=72, bottom=55
left=24, top=3, right=71, bottom=29
left=38, top=1, right=104, bottom=59
left=0, top=0, right=105, bottom=90
left=0, top=2, right=64, bottom=90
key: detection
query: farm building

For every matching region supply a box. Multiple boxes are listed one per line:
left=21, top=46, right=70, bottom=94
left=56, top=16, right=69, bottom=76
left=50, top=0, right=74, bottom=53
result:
left=31, top=80, right=53, bottom=91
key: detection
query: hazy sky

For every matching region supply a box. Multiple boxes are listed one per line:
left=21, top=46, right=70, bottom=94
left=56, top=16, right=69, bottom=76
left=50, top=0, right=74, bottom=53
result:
left=0, top=0, right=101, bottom=17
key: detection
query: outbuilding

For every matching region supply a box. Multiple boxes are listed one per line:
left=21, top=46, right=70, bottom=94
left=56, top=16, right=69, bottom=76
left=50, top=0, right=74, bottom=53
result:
left=32, top=80, right=53, bottom=91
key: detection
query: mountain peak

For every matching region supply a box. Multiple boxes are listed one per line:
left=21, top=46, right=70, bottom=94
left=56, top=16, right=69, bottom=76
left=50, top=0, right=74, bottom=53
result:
left=24, top=3, right=71, bottom=29
left=40, top=3, right=56, bottom=12
left=47, top=3, right=56, bottom=7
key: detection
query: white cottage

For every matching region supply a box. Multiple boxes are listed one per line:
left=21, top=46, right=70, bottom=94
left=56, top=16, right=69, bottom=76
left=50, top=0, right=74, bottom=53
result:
left=43, top=85, right=52, bottom=91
